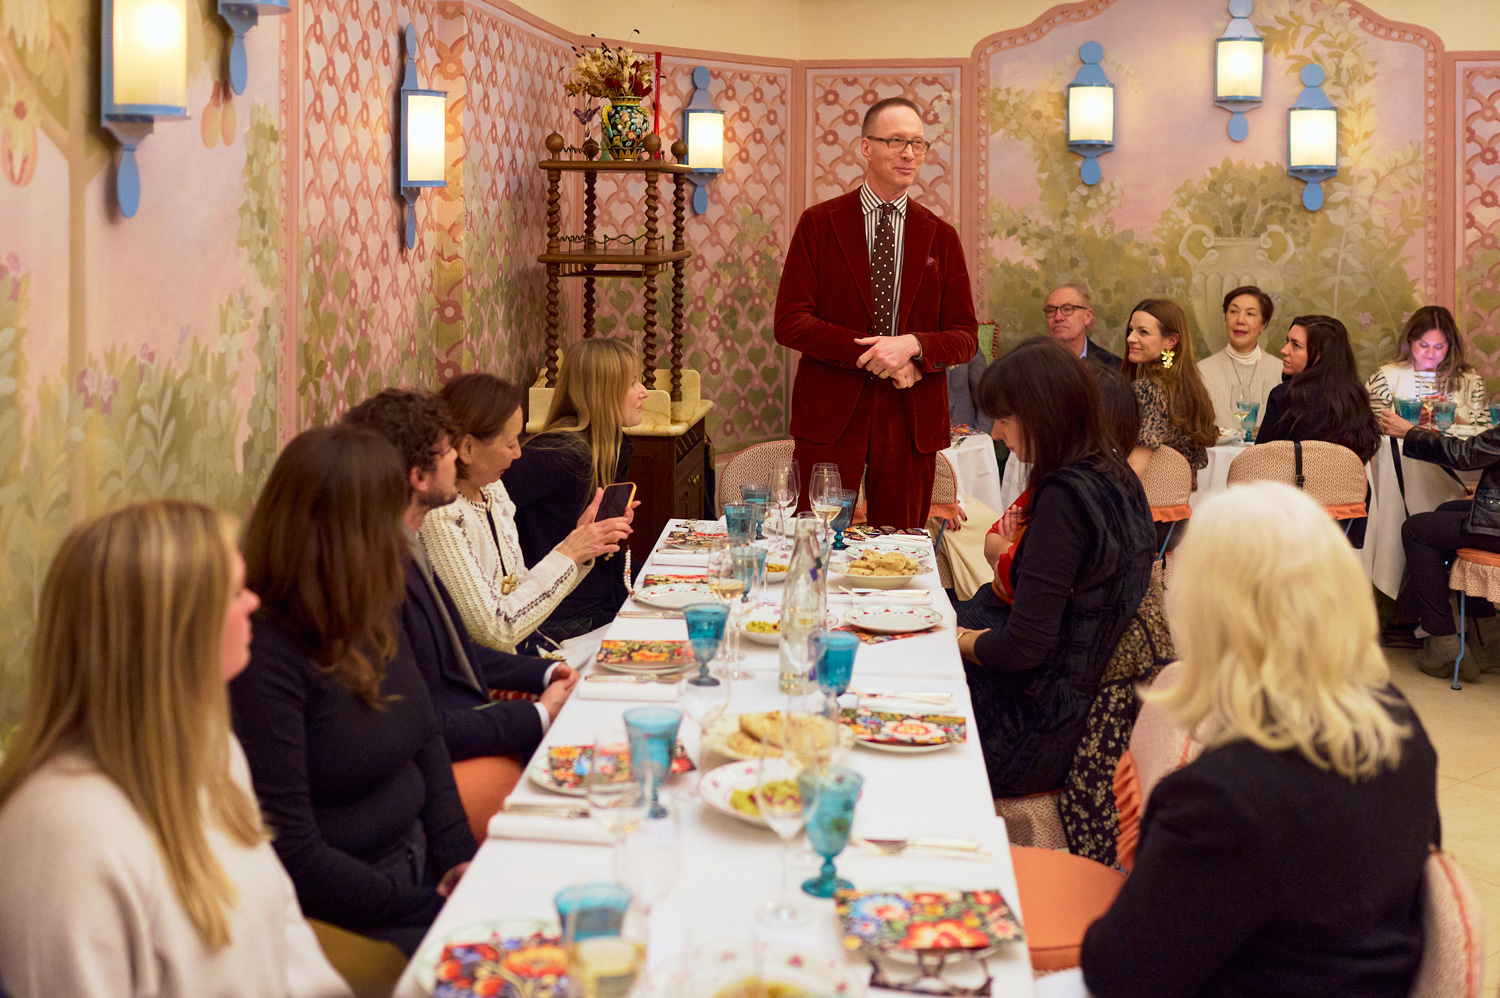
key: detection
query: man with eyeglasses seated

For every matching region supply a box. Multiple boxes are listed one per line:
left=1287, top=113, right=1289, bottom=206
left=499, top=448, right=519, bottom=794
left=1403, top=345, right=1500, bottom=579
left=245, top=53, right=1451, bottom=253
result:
left=1044, top=283, right=1122, bottom=370
left=774, top=95, right=978, bottom=529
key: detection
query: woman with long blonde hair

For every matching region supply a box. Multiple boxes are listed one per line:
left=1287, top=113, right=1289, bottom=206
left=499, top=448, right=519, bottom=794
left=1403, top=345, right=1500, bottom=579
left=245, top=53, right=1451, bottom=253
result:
left=1121, top=298, right=1218, bottom=480
left=0, top=500, right=348, bottom=997
left=505, top=338, right=649, bottom=645
left=1081, top=482, right=1438, bottom=998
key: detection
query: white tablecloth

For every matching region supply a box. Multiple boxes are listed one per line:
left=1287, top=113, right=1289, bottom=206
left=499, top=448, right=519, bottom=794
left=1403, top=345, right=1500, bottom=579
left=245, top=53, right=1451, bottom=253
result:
left=1002, top=442, right=1256, bottom=513
left=1362, top=438, right=1475, bottom=599
left=393, top=520, right=1035, bottom=998
left=943, top=433, right=1004, bottom=513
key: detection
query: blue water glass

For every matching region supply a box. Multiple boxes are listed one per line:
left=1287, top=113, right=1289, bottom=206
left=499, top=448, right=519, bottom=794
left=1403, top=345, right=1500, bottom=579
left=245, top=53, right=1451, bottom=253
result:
left=724, top=502, right=753, bottom=545
left=799, top=767, right=863, bottom=898
left=624, top=707, right=682, bottom=819
left=731, top=544, right=768, bottom=600
left=811, top=629, right=858, bottom=697
left=1434, top=399, right=1457, bottom=432
left=1490, top=403, right=1500, bottom=428
left=1234, top=401, right=1260, bottom=443
left=830, top=489, right=857, bottom=550
left=1396, top=396, right=1422, bottom=423
left=554, top=882, right=632, bottom=941
left=740, top=485, right=771, bottom=539
left=683, top=602, right=729, bottom=687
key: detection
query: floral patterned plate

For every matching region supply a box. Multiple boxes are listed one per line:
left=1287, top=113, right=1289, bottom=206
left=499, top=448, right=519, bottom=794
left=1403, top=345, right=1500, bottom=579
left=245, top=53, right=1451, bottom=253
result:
left=843, top=605, right=944, bottom=635
left=413, top=917, right=563, bottom=995
left=632, top=582, right=715, bottom=610
left=525, top=742, right=694, bottom=797
left=835, top=883, right=1022, bottom=952
left=840, top=708, right=966, bottom=755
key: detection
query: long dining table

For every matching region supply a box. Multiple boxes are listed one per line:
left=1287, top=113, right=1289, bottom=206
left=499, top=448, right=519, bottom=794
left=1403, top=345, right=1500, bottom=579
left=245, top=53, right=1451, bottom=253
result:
left=392, top=519, right=1040, bottom=998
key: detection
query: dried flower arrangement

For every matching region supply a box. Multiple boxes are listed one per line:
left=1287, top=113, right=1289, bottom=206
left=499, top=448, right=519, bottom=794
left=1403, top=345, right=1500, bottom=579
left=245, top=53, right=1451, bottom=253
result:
left=564, top=34, right=653, bottom=100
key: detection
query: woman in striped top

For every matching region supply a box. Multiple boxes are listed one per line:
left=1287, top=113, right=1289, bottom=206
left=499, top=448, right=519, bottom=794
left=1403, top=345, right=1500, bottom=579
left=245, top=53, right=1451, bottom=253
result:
left=1365, top=306, right=1487, bottom=425
left=420, top=373, right=633, bottom=653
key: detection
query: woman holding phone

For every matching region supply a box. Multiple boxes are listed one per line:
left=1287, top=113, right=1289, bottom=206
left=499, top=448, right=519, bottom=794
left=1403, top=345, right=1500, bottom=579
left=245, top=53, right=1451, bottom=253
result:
left=421, top=373, right=634, bottom=653
left=506, top=339, right=650, bottom=646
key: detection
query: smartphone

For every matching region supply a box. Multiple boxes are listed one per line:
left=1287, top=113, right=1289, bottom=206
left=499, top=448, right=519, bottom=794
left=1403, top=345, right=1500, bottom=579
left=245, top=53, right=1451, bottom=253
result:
left=596, top=482, right=637, bottom=521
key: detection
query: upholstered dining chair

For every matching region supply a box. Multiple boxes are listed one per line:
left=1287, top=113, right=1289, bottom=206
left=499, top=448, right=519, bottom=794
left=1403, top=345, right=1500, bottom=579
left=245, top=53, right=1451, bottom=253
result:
left=1447, top=548, right=1500, bottom=691
left=1139, top=446, right=1193, bottom=565
left=1225, top=440, right=1368, bottom=531
left=1413, top=847, right=1488, bottom=998
left=717, top=439, right=793, bottom=512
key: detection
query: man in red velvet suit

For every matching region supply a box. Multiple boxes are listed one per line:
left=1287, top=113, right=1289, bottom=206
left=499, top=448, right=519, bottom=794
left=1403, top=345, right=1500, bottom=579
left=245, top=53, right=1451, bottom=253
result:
left=774, top=97, right=978, bottom=529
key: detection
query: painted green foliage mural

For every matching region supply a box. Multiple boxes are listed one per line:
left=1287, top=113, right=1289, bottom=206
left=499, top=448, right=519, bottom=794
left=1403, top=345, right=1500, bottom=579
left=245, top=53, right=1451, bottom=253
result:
left=983, top=0, right=1426, bottom=375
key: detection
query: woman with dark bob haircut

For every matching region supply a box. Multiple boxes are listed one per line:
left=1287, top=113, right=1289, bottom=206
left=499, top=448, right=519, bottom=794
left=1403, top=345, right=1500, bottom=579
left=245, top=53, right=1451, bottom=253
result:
left=230, top=425, right=475, bottom=955
left=956, top=338, right=1157, bottom=799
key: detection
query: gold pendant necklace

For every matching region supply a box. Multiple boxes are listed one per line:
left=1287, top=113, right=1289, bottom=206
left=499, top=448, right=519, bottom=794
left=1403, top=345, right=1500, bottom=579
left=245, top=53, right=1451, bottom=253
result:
left=500, top=574, right=519, bottom=596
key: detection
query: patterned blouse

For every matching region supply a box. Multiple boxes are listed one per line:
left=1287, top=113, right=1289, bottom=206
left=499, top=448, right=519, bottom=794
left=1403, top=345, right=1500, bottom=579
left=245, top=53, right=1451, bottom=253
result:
left=1132, top=377, right=1208, bottom=474
left=419, top=479, right=587, bottom=653
left=1365, top=363, right=1488, bottom=425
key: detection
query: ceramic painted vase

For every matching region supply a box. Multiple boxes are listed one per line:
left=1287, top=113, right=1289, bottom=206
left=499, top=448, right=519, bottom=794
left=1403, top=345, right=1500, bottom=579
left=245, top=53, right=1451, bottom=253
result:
left=603, top=97, right=650, bottom=161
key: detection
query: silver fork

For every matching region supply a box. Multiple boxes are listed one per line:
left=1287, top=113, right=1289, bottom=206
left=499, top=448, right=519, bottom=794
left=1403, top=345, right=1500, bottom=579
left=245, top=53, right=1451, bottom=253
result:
left=852, top=837, right=990, bottom=860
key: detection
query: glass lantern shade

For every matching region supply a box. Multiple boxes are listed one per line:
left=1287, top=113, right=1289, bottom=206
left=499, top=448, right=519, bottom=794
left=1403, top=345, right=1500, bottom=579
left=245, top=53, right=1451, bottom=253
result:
left=1067, top=85, right=1114, bottom=145
left=402, top=91, right=447, bottom=186
left=1289, top=107, right=1338, bottom=169
left=686, top=108, right=725, bottom=173
left=109, top=0, right=188, bottom=111
left=1215, top=38, right=1264, bottom=101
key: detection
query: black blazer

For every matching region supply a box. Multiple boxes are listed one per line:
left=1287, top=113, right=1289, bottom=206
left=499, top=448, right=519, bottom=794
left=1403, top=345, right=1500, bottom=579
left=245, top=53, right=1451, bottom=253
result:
left=1081, top=691, right=1439, bottom=998
left=401, top=558, right=551, bottom=761
left=1403, top=425, right=1500, bottom=537
left=1085, top=338, right=1123, bottom=371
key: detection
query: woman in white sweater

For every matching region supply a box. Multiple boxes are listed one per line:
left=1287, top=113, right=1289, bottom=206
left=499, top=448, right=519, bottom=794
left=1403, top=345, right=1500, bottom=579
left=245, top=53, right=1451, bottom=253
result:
left=1365, top=305, right=1488, bottom=425
left=1195, top=285, right=1285, bottom=432
left=421, top=373, right=633, bottom=653
left=0, top=500, right=348, bottom=998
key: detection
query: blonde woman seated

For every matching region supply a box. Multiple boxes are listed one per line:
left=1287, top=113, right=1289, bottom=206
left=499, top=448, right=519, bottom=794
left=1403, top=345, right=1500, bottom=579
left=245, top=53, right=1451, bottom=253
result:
left=1366, top=305, right=1486, bottom=423
left=0, top=500, right=348, bottom=998
left=1121, top=298, right=1218, bottom=481
left=506, top=339, right=650, bottom=646
left=421, top=373, right=633, bottom=653
left=1082, top=482, right=1439, bottom=998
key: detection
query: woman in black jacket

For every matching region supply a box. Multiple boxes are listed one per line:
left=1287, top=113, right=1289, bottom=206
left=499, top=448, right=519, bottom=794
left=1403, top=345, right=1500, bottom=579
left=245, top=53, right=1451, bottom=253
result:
left=955, top=337, right=1156, bottom=797
left=1380, top=407, right=1500, bottom=680
left=230, top=426, right=475, bottom=955
left=1082, top=482, right=1438, bottom=998
left=1258, top=314, right=1380, bottom=462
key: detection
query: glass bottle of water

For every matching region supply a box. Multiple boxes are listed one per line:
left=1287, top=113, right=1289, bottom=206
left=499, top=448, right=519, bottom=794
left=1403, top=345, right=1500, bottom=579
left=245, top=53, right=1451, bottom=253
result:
left=779, top=517, right=827, bottom=693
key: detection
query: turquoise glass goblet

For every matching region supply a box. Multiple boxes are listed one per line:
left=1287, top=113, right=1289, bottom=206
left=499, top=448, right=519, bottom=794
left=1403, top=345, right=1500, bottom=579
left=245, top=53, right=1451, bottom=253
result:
left=799, top=767, right=863, bottom=898
left=624, top=707, right=682, bottom=819
left=683, top=602, right=729, bottom=687
left=811, top=629, right=858, bottom=697
left=1433, top=399, right=1457, bottom=432
left=830, top=489, right=857, bottom=550
left=724, top=502, right=753, bottom=545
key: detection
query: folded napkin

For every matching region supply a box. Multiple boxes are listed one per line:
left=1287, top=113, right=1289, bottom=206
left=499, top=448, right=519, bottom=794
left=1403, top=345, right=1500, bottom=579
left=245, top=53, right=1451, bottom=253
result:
left=487, top=811, right=612, bottom=845
left=650, top=551, right=712, bottom=568
left=847, top=590, right=932, bottom=604
left=576, top=678, right=682, bottom=702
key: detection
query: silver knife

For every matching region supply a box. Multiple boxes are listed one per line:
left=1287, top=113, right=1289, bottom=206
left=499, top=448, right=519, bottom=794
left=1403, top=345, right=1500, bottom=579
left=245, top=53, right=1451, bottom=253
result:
left=502, top=802, right=590, bottom=819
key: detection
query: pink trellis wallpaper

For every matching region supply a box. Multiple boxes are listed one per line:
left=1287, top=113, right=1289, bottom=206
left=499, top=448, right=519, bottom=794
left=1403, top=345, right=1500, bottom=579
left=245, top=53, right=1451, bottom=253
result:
left=1458, top=60, right=1500, bottom=381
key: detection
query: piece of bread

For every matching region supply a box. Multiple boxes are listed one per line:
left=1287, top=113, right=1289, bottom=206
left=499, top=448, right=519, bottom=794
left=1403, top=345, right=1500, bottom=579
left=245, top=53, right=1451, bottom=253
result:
left=725, top=729, right=778, bottom=758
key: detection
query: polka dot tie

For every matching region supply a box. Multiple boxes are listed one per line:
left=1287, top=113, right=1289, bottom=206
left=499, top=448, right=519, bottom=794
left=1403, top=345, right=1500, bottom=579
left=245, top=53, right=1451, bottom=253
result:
left=871, top=202, right=897, bottom=337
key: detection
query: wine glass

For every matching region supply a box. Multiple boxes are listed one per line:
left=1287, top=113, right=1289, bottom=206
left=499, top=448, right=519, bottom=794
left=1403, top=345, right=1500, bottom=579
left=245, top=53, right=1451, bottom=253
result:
left=798, top=767, right=863, bottom=898
left=703, top=544, right=744, bottom=670
left=727, top=544, right=766, bottom=680
left=753, top=738, right=812, bottom=927
left=770, top=459, right=800, bottom=537
left=556, top=881, right=640, bottom=998
left=615, top=787, right=682, bottom=951
left=810, top=464, right=843, bottom=530
left=587, top=724, right=651, bottom=871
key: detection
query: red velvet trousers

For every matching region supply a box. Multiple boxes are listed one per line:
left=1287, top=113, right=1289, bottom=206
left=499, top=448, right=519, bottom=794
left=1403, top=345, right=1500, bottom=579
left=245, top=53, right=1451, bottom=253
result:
left=793, top=376, right=935, bottom=529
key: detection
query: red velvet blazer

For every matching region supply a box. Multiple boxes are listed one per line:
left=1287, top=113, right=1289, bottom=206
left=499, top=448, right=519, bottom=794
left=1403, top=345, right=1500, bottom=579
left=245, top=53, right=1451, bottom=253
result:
left=773, top=188, right=979, bottom=454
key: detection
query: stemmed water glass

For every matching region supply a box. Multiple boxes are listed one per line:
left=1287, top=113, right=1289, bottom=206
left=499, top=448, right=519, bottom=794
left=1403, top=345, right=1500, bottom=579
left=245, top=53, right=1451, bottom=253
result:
left=587, top=723, right=651, bottom=871
left=726, top=544, right=766, bottom=680
left=770, top=459, right=800, bottom=537
left=753, top=737, right=812, bottom=927
left=829, top=489, right=857, bottom=550
left=810, top=464, right=843, bottom=525
left=798, top=767, right=863, bottom=897
left=623, top=706, right=682, bottom=819
left=704, top=544, right=744, bottom=671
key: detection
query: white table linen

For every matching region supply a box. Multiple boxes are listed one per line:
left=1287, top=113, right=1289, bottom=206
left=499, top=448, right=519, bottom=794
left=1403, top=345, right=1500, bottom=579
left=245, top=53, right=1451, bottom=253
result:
left=943, top=433, right=1004, bottom=513
left=1190, top=442, right=1251, bottom=506
left=393, top=519, right=1034, bottom=997
left=1362, top=438, right=1475, bottom=598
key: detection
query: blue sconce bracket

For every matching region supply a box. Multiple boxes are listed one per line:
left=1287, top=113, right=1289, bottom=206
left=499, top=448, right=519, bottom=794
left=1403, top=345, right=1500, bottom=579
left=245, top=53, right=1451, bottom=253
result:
left=1215, top=0, right=1264, bottom=141
left=398, top=23, right=448, bottom=250
left=1066, top=41, right=1114, bottom=187
left=1287, top=63, right=1338, bottom=211
left=101, top=0, right=190, bottom=219
left=684, top=66, right=725, bottom=214
left=218, top=1, right=290, bottom=96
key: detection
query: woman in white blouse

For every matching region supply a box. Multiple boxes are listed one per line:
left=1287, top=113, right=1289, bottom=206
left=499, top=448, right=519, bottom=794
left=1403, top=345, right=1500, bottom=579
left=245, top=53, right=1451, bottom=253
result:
left=1195, top=285, right=1285, bottom=431
left=0, top=500, right=349, bottom=998
left=1365, top=306, right=1488, bottom=424
left=421, top=373, right=632, bottom=653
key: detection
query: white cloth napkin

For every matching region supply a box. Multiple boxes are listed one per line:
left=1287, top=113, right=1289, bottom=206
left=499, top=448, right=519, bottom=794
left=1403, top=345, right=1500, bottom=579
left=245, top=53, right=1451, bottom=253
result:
left=575, top=678, right=681, bottom=702
left=487, top=811, right=612, bottom=845
left=650, top=552, right=712, bottom=569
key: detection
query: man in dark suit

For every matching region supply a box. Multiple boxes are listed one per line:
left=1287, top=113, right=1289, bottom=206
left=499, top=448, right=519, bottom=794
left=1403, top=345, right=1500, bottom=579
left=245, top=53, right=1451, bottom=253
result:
left=1045, top=283, right=1122, bottom=370
left=774, top=96, right=978, bottom=528
left=345, top=390, right=576, bottom=763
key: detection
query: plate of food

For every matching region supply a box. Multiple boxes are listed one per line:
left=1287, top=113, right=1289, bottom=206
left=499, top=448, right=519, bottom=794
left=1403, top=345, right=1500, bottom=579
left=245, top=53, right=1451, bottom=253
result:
left=702, top=711, right=855, bottom=762
left=831, top=548, right=929, bottom=590
left=844, top=605, right=943, bottom=635
left=525, top=742, right=695, bottom=797
left=640, top=941, right=865, bottom=998
left=412, top=917, right=563, bottom=996
left=697, top=760, right=800, bottom=828
left=739, top=604, right=839, bottom=646
left=840, top=706, right=967, bottom=754
left=632, top=581, right=715, bottom=610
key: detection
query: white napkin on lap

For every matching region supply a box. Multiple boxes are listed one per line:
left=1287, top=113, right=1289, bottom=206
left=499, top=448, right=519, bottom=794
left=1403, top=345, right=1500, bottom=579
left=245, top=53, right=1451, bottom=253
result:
left=651, top=552, right=711, bottom=568
left=487, top=812, right=612, bottom=845
left=576, top=679, right=681, bottom=702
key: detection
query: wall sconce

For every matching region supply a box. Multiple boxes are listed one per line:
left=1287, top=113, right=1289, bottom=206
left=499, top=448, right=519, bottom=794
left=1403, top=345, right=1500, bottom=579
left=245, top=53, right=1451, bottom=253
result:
left=1287, top=63, right=1338, bottom=211
left=101, top=0, right=189, bottom=218
left=398, top=23, right=448, bottom=250
left=1066, top=42, right=1114, bottom=186
left=682, top=66, right=725, bottom=215
left=1215, top=0, right=1263, bottom=141
left=218, top=1, right=290, bottom=96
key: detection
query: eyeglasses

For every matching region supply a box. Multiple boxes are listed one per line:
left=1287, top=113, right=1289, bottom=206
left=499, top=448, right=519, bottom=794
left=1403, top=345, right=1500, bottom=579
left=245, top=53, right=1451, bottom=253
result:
left=1043, top=304, right=1088, bottom=319
left=865, top=135, right=931, bottom=154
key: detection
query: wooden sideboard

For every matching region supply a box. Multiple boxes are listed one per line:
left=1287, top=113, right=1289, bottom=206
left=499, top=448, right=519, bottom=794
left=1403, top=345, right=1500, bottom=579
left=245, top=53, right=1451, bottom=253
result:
left=623, top=412, right=709, bottom=565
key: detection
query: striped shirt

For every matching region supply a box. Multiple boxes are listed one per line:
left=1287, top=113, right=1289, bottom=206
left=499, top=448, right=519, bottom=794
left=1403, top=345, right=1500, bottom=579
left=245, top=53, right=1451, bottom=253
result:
left=860, top=183, right=908, bottom=336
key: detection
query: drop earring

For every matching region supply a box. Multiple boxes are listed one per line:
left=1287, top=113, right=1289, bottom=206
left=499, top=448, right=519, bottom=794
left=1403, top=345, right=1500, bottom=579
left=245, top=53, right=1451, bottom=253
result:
left=1160, top=348, right=1175, bottom=370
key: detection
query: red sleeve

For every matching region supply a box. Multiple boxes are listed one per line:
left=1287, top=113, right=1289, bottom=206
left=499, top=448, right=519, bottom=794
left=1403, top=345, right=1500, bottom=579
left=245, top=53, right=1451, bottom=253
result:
left=912, top=222, right=978, bottom=372
left=773, top=210, right=868, bottom=369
